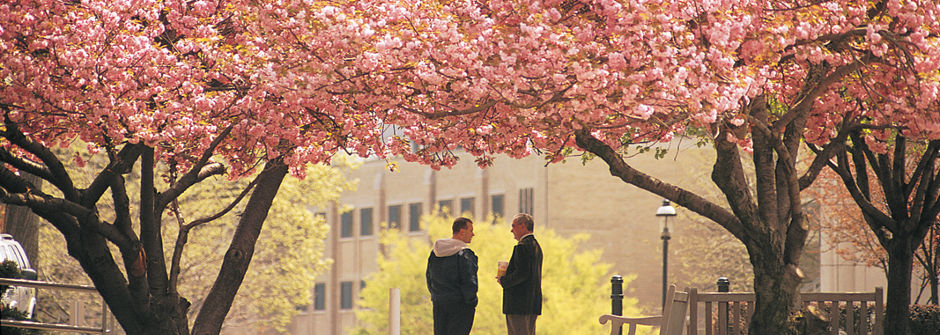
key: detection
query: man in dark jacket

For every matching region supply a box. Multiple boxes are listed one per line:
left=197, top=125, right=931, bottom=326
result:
left=498, top=213, right=542, bottom=335
left=426, top=217, right=478, bottom=335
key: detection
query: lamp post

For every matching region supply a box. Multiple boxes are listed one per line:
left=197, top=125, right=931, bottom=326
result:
left=656, top=199, right=676, bottom=310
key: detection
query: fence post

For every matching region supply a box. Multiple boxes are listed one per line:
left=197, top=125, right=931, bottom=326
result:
left=69, top=300, right=80, bottom=328
left=100, top=297, right=109, bottom=333
left=389, top=288, right=400, bottom=335
left=717, top=277, right=729, bottom=335
left=874, top=287, right=883, bottom=335
left=611, top=275, right=623, bottom=335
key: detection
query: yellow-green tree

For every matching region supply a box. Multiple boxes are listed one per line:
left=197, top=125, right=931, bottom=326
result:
left=171, top=158, right=357, bottom=332
left=353, top=213, right=649, bottom=335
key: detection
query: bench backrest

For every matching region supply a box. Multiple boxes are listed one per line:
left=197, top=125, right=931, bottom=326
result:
left=662, top=287, right=689, bottom=335
left=685, top=287, right=883, bottom=335
left=599, top=285, right=689, bottom=335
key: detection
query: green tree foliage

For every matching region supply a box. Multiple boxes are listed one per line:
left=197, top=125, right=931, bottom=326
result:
left=352, top=213, right=649, bottom=335
left=35, top=147, right=357, bottom=333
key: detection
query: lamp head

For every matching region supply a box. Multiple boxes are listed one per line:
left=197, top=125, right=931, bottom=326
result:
left=656, top=199, right=677, bottom=217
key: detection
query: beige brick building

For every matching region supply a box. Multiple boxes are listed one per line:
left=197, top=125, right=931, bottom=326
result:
left=285, top=144, right=722, bottom=334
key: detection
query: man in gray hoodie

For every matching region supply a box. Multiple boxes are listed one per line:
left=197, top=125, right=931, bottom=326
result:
left=426, top=217, right=478, bottom=335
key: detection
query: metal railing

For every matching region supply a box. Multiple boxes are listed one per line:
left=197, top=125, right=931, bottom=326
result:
left=0, top=278, right=111, bottom=333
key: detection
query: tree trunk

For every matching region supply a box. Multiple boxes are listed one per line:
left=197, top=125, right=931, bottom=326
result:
left=747, top=244, right=803, bottom=335
left=930, top=226, right=939, bottom=304
left=883, top=237, right=914, bottom=335
left=191, top=160, right=289, bottom=335
left=67, top=227, right=150, bottom=334
left=2, top=172, right=42, bottom=267
left=929, top=270, right=938, bottom=305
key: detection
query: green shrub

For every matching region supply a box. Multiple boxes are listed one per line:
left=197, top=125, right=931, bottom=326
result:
left=909, top=304, right=940, bottom=335
left=1, top=260, right=42, bottom=334
left=1, top=307, right=43, bottom=334
left=0, top=260, right=21, bottom=295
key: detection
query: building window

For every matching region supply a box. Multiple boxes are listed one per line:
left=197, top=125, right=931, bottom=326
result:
left=388, top=205, right=402, bottom=229
left=340, top=281, right=353, bottom=309
left=409, top=203, right=422, bottom=231
left=340, top=211, right=353, bottom=238
left=360, top=207, right=373, bottom=236
left=460, top=197, right=475, bottom=217
left=519, top=187, right=534, bottom=215
left=438, top=200, right=453, bottom=215
left=361, top=280, right=367, bottom=289
left=491, top=194, right=505, bottom=221
left=314, top=283, right=326, bottom=311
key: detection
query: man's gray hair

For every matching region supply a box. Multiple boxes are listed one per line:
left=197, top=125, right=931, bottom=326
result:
left=513, top=213, right=534, bottom=231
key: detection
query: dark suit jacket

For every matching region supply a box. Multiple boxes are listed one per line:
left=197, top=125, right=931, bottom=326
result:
left=500, top=234, right=542, bottom=315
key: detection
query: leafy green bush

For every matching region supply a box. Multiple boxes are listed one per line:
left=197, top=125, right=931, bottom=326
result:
left=910, top=304, right=940, bottom=335
left=1, top=260, right=42, bottom=334
left=1, top=307, right=43, bottom=334
left=0, top=260, right=21, bottom=295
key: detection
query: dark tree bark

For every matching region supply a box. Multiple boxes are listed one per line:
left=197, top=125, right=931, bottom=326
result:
left=191, top=159, right=288, bottom=335
left=885, top=238, right=915, bottom=335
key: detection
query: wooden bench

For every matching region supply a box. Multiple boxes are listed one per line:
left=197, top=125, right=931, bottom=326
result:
left=686, top=287, right=883, bottom=335
left=600, top=285, right=689, bottom=335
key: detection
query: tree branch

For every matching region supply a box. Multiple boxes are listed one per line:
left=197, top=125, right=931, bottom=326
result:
left=0, top=179, right=130, bottom=247
left=156, top=123, right=234, bottom=212
left=185, top=177, right=258, bottom=231
left=110, top=171, right=136, bottom=240
left=710, top=126, right=759, bottom=241
left=748, top=98, right=781, bottom=229
left=82, top=143, right=144, bottom=208
left=0, top=148, right=55, bottom=182
left=798, top=120, right=860, bottom=189
left=773, top=58, right=869, bottom=135
left=138, top=146, right=169, bottom=295
left=168, top=200, right=188, bottom=297
left=910, top=144, right=939, bottom=241
left=905, top=140, right=939, bottom=198
left=192, top=159, right=289, bottom=335
left=830, top=149, right=896, bottom=241
left=109, top=170, right=150, bottom=315
left=2, top=117, right=79, bottom=201
left=0, top=163, right=38, bottom=194
left=398, top=100, right=498, bottom=119
left=573, top=128, right=747, bottom=240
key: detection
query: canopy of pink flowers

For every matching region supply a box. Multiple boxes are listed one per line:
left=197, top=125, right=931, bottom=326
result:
left=3, top=0, right=938, bottom=174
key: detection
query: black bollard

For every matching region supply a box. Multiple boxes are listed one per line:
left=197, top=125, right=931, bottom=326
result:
left=717, top=277, right=730, bottom=292
left=717, top=277, right=730, bottom=334
left=611, top=275, right=623, bottom=335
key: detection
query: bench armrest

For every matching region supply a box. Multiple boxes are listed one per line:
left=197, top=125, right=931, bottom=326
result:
left=599, top=314, right=662, bottom=326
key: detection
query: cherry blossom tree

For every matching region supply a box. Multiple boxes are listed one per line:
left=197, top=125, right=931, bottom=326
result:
left=314, top=1, right=940, bottom=334
left=0, top=1, right=398, bottom=334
